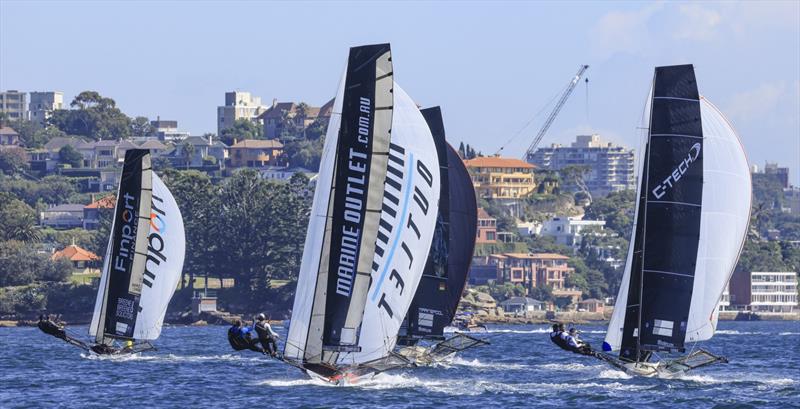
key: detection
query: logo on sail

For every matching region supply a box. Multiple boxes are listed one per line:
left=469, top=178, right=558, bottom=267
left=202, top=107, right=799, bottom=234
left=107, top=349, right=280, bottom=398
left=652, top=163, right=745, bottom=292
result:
left=651, top=143, right=701, bottom=200
left=114, top=192, right=138, bottom=274
left=143, top=194, right=168, bottom=288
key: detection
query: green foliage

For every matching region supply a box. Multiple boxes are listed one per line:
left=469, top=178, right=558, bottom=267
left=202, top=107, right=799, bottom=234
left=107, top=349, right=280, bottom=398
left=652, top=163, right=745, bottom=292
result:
left=219, top=118, right=263, bottom=146
left=130, top=116, right=153, bottom=136
left=0, top=146, right=29, bottom=175
left=283, top=137, right=324, bottom=170
left=474, top=282, right=526, bottom=303
left=583, top=189, right=635, bottom=237
left=0, top=193, right=39, bottom=242
left=305, top=117, right=328, bottom=140
left=0, top=240, right=72, bottom=286
left=9, top=118, right=67, bottom=148
left=0, top=175, right=78, bottom=207
left=58, top=145, right=83, bottom=168
left=0, top=282, right=96, bottom=316
left=528, top=285, right=553, bottom=302
left=49, top=91, right=132, bottom=140
left=736, top=240, right=787, bottom=273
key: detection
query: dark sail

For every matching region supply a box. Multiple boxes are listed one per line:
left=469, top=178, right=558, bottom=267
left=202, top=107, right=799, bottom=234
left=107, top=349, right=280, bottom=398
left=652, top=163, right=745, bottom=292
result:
left=97, top=149, right=153, bottom=341
left=400, top=107, right=477, bottom=344
left=322, top=43, right=392, bottom=350
left=619, top=64, right=704, bottom=361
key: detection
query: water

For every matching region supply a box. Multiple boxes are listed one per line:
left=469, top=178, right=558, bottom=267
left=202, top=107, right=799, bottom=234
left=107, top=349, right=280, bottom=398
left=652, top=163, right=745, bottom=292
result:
left=1, top=321, right=798, bottom=408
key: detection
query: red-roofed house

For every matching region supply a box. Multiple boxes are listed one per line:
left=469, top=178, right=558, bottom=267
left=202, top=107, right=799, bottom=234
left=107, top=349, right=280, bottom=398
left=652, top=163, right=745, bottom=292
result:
left=476, top=207, right=497, bottom=243
left=52, top=244, right=101, bottom=273
left=229, top=139, right=284, bottom=168
left=83, top=195, right=115, bottom=230
left=464, top=156, right=536, bottom=200
left=494, top=252, right=574, bottom=290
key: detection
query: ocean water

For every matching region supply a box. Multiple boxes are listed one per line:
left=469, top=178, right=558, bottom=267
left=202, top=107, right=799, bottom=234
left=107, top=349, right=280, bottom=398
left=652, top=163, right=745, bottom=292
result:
left=1, top=321, right=798, bottom=408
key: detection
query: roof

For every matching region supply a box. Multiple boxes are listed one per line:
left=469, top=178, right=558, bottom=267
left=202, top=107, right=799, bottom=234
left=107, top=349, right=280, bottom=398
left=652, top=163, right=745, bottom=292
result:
left=529, top=253, right=570, bottom=260
left=464, top=156, right=535, bottom=169
left=52, top=244, right=100, bottom=262
left=182, top=136, right=212, bottom=146
left=257, top=102, right=297, bottom=120
left=231, top=139, right=284, bottom=149
left=44, top=204, right=85, bottom=213
left=0, top=126, right=19, bottom=135
left=319, top=98, right=335, bottom=117
left=138, top=140, right=168, bottom=150
left=92, top=139, right=138, bottom=149
left=477, top=207, right=494, bottom=220
left=44, top=136, right=84, bottom=151
left=500, top=296, right=545, bottom=305
left=85, top=195, right=115, bottom=209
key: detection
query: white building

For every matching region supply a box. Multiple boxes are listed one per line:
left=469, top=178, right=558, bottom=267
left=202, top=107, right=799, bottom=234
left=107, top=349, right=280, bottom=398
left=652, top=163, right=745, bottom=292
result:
left=150, top=119, right=189, bottom=141
left=731, top=271, right=798, bottom=314
left=29, top=91, right=64, bottom=125
left=749, top=272, right=798, bottom=314
left=217, top=91, right=268, bottom=134
left=528, top=134, right=636, bottom=197
left=0, top=90, right=27, bottom=121
left=540, top=215, right=606, bottom=247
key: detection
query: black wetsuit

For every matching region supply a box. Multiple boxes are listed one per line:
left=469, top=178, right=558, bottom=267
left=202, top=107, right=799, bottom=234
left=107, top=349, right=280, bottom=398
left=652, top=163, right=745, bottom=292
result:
left=38, top=318, right=67, bottom=340
left=550, top=331, right=595, bottom=356
left=255, top=321, right=278, bottom=356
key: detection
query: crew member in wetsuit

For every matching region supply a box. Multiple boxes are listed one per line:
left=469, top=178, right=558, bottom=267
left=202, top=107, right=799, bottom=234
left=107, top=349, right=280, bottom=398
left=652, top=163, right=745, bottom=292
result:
left=227, top=319, right=263, bottom=353
left=550, top=323, right=572, bottom=351
left=254, top=313, right=279, bottom=357
left=37, top=314, right=67, bottom=340
left=565, top=327, right=595, bottom=356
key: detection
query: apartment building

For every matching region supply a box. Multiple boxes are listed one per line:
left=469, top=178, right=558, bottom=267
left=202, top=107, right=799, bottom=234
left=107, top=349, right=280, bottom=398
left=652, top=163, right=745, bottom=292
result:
left=528, top=134, right=635, bottom=197
left=464, top=156, right=536, bottom=201
left=730, top=271, right=798, bottom=314
left=0, top=90, right=27, bottom=120
left=217, top=91, right=269, bottom=134
left=29, top=91, right=64, bottom=125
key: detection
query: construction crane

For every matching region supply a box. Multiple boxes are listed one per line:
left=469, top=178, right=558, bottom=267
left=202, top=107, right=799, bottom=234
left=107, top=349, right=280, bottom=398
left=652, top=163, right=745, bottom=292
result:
left=523, top=64, right=589, bottom=161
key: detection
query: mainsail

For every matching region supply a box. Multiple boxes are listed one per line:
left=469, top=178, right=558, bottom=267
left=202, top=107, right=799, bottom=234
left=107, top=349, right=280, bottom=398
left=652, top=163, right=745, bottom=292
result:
left=399, top=107, right=478, bottom=344
left=89, top=149, right=186, bottom=344
left=284, top=43, right=441, bottom=374
left=602, top=65, right=751, bottom=362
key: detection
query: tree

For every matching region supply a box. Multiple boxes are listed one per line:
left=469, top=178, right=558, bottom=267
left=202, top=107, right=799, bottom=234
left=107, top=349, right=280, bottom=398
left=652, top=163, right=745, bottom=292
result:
left=0, top=147, right=29, bottom=175
left=458, top=142, right=466, bottom=159
left=49, top=90, right=132, bottom=140
left=283, top=138, right=324, bottom=170
left=0, top=193, right=39, bottom=242
left=180, top=142, right=195, bottom=168
left=58, top=145, right=83, bottom=168
left=0, top=240, right=72, bottom=286
left=219, top=118, right=262, bottom=146
left=130, top=116, right=153, bottom=136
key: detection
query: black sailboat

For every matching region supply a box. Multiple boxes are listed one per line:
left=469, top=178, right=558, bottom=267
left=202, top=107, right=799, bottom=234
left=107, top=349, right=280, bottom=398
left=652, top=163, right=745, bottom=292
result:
left=597, top=64, right=752, bottom=377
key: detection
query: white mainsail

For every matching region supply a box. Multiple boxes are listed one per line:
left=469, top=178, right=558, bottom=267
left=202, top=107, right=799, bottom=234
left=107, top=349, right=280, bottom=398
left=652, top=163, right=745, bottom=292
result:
left=337, top=83, right=441, bottom=365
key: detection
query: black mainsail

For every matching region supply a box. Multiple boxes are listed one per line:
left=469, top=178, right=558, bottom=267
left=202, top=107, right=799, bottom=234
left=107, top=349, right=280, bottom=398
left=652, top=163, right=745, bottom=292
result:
left=601, top=64, right=751, bottom=377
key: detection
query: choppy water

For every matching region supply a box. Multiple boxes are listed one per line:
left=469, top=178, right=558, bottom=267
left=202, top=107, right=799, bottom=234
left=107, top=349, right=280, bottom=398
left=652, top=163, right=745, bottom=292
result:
left=1, top=321, right=798, bottom=408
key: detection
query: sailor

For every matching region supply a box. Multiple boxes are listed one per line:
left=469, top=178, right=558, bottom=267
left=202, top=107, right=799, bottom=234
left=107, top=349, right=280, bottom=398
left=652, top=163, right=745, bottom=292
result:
left=565, top=327, right=595, bottom=356
left=254, top=313, right=279, bottom=357
left=227, top=319, right=264, bottom=353
left=37, top=314, right=67, bottom=340
left=549, top=323, right=572, bottom=351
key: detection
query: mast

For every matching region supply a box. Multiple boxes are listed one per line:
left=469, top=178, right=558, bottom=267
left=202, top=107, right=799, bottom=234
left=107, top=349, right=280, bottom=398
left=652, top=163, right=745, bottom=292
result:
left=618, top=65, right=704, bottom=362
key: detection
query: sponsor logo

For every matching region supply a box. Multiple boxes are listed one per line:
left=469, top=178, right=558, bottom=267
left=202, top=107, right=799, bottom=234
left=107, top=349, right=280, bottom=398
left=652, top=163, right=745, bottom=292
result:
left=651, top=143, right=701, bottom=199
left=114, top=192, right=137, bottom=274
left=143, top=195, right=168, bottom=288
left=334, top=96, right=372, bottom=298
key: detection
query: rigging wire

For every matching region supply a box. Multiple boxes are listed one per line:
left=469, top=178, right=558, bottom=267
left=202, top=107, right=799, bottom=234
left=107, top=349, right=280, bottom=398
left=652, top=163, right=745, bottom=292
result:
left=493, top=85, right=567, bottom=156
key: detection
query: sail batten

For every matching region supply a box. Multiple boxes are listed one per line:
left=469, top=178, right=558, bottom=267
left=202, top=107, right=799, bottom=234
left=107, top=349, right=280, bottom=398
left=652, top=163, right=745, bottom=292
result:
left=606, top=64, right=751, bottom=361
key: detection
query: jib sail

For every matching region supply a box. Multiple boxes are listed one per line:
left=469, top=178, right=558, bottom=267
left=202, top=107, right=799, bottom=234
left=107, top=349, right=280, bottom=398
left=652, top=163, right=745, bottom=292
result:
left=400, top=107, right=477, bottom=344
left=89, top=149, right=186, bottom=343
left=604, top=64, right=751, bottom=360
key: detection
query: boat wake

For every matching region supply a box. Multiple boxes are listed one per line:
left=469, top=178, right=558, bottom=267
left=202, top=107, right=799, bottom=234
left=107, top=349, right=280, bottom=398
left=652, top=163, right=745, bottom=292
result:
left=80, top=353, right=267, bottom=364
left=445, top=356, right=528, bottom=370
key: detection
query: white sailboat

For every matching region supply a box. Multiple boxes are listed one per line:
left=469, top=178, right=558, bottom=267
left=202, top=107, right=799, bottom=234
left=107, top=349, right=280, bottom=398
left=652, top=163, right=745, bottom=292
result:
left=39, top=149, right=186, bottom=355
left=282, top=43, right=442, bottom=384
left=598, top=64, right=752, bottom=377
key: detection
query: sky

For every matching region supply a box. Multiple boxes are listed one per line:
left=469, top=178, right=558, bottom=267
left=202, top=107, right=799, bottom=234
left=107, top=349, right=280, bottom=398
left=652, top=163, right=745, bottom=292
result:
left=1, top=1, right=798, bottom=184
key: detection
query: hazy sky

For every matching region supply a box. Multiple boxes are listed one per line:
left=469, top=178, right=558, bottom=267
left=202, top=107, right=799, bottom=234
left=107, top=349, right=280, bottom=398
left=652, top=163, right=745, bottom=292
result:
left=2, top=1, right=798, bottom=184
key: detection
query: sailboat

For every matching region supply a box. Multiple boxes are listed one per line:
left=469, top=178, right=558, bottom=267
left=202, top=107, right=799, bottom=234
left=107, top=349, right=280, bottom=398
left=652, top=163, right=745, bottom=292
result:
left=598, top=64, right=752, bottom=377
left=395, top=107, right=488, bottom=365
left=38, top=149, right=186, bottom=355
left=282, top=43, right=442, bottom=384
